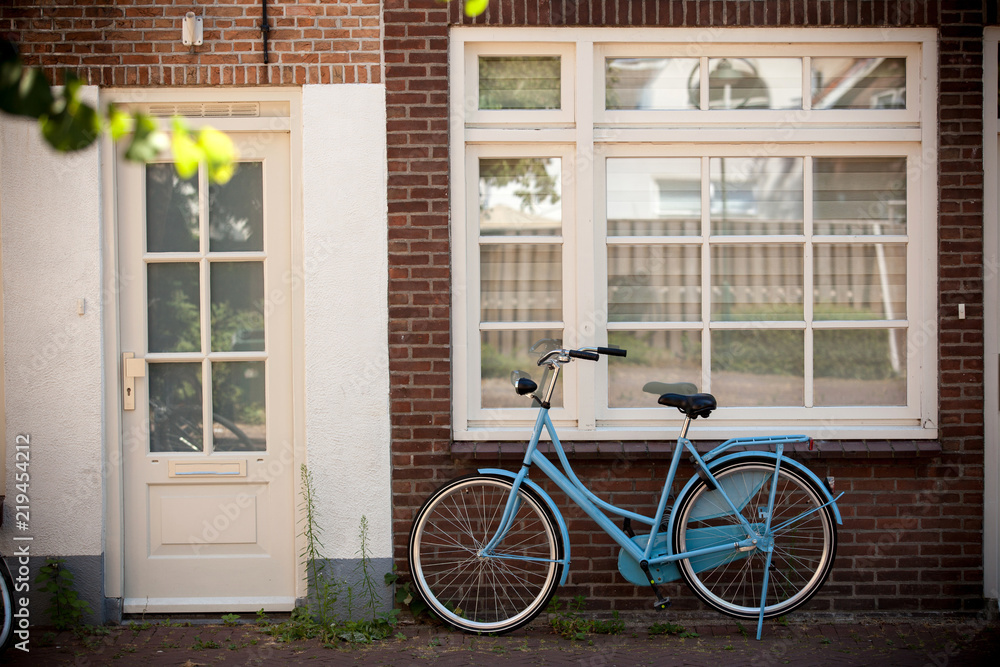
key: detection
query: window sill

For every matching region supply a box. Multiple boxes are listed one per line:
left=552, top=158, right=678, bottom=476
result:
left=451, top=439, right=943, bottom=460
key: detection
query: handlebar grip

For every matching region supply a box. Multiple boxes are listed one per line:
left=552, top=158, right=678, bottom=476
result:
left=597, top=346, right=627, bottom=358
left=569, top=350, right=600, bottom=362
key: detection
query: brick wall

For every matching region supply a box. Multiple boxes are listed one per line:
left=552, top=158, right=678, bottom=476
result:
left=387, top=0, right=988, bottom=614
left=0, top=0, right=381, bottom=85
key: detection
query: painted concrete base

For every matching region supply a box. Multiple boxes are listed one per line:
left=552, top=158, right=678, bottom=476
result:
left=304, top=558, right=395, bottom=619
left=3, top=555, right=104, bottom=626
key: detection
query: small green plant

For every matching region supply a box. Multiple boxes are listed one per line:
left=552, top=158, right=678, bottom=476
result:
left=221, top=613, right=240, bottom=627
left=547, top=596, right=625, bottom=640
left=736, top=622, right=748, bottom=638
left=35, top=557, right=93, bottom=631
left=191, top=635, right=221, bottom=650
left=648, top=621, right=687, bottom=636
left=255, top=608, right=271, bottom=626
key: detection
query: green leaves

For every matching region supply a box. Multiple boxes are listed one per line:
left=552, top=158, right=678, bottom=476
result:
left=35, top=557, right=93, bottom=631
left=2, top=38, right=236, bottom=183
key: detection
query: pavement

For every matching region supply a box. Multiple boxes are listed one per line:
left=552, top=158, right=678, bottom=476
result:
left=3, top=613, right=999, bottom=666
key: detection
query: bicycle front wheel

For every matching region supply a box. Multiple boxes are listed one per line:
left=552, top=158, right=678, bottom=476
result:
left=1, top=557, right=14, bottom=652
left=672, top=457, right=837, bottom=619
left=408, top=474, right=563, bottom=634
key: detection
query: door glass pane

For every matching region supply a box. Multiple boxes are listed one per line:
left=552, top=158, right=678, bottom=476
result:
left=608, top=330, right=701, bottom=408
left=480, top=245, right=561, bottom=322
left=479, top=158, right=561, bottom=236
left=814, top=329, right=906, bottom=406
left=711, top=244, right=804, bottom=321
left=608, top=245, right=701, bottom=322
left=479, top=56, right=560, bottom=110
left=710, top=157, right=803, bottom=235
left=481, top=330, right=563, bottom=409
left=211, top=262, right=265, bottom=352
left=605, top=58, right=699, bottom=110
left=814, top=157, right=906, bottom=235
left=149, top=363, right=203, bottom=452
left=209, top=162, right=264, bottom=252
left=811, top=57, right=906, bottom=109
left=703, top=58, right=803, bottom=110
left=712, top=330, right=804, bottom=406
left=607, top=158, right=701, bottom=236
left=146, top=164, right=199, bottom=253
left=813, top=244, right=906, bottom=320
left=212, top=361, right=266, bottom=452
left=147, top=263, right=201, bottom=353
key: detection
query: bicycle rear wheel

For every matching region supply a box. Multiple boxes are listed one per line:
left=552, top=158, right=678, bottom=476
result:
left=408, top=474, right=563, bottom=634
left=672, top=457, right=837, bottom=619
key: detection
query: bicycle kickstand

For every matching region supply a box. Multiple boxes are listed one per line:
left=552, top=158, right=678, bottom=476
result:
left=640, top=561, right=671, bottom=610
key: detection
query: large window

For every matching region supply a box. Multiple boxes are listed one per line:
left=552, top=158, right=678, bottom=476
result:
left=451, top=29, right=938, bottom=440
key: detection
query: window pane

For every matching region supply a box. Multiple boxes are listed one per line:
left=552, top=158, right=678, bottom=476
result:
left=607, top=158, right=701, bottom=236
left=608, top=246, right=701, bottom=322
left=479, top=56, right=560, bottom=110
left=812, top=57, right=906, bottom=109
left=813, top=244, right=906, bottom=320
left=710, top=157, right=803, bottom=235
left=814, top=157, right=906, bottom=235
left=814, top=329, right=906, bottom=406
left=480, top=158, right=561, bottom=236
left=149, top=362, right=203, bottom=452
left=712, top=330, right=804, bottom=406
left=146, top=164, right=198, bottom=253
left=213, top=361, right=266, bottom=452
left=147, top=262, right=201, bottom=353
left=704, top=58, right=802, bottom=110
left=481, top=330, right=563, bottom=409
left=605, top=57, right=699, bottom=110
left=711, top=245, right=803, bottom=321
left=480, top=244, right=561, bottom=322
left=211, top=262, right=264, bottom=352
left=209, top=161, right=263, bottom=252
left=608, top=330, right=701, bottom=408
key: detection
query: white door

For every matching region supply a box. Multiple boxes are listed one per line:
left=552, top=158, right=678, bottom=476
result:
left=117, top=133, right=296, bottom=612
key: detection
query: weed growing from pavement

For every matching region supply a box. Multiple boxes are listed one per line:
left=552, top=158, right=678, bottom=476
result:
left=546, top=595, right=625, bottom=640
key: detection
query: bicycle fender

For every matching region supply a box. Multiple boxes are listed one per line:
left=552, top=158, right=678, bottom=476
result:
left=664, top=452, right=843, bottom=554
left=478, top=468, right=571, bottom=586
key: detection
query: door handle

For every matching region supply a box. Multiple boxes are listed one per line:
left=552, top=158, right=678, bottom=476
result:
left=123, top=352, right=146, bottom=411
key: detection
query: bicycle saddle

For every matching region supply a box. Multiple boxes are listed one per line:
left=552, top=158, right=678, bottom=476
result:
left=657, top=392, right=717, bottom=419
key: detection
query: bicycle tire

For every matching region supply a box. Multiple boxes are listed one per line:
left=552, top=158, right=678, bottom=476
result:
left=408, top=473, right=563, bottom=634
left=672, top=456, right=837, bottom=620
left=1, top=556, right=15, bottom=652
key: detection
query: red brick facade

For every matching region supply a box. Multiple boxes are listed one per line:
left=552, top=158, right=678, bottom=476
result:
left=386, top=0, right=988, bottom=613
left=1, top=1, right=381, bottom=85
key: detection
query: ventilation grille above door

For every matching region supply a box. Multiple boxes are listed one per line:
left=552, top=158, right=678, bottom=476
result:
left=145, top=102, right=261, bottom=118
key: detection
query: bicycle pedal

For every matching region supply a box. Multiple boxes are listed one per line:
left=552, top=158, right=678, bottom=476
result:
left=653, top=597, right=671, bottom=610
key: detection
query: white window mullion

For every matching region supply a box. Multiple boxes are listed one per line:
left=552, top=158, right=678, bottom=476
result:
left=576, top=40, right=596, bottom=430
left=804, top=156, right=814, bottom=408
left=700, top=156, right=712, bottom=393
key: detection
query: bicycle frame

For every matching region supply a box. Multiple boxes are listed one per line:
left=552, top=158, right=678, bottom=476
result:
left=479, top=359, right=843, bottom=639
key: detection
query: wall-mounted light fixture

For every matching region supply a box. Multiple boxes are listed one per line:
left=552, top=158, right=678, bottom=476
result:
left=182, top=12, right=204, bottom=47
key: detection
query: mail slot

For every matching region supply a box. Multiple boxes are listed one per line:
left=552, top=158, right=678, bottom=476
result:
left=167, top=460, right=247, bottom=478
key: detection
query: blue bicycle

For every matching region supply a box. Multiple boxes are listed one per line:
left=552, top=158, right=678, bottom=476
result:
left=408, top=342, right=842, bottom=639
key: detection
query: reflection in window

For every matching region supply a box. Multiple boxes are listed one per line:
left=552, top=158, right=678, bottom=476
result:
left=691, top=58, right=802, bottom=110
left=814, top=329, right=906, bottom=406
left=146, top=164, right=199, bottom=253
left=481, top=330, right=563, bottom=409
left=211, top=262, right=265, bottom=352
left=608, top=245, right=701, bottom=322
left=814, top=244, right=906, bottom=320
left=480, top=245, right=561, bottom=322
left=212, top=361, right=266, bottom=452
left=710, top=157, right=803, bottom=235
left=479, top=158, right=561, bottom=236
left=711, top=244, right=804, bottom=321
left=607, top=158, right=700, bottom=236
left=479, top=56, right=560, bottom=110
left=605, top=58, right=699, bottom=110
left=812, top=57, right=906, bottom=109
left=209, top=162, right=264, bottom=252
left=147, top=263, right=201, bottom=353
left=149, top=363, right=203, bottom=452
left=712, top=330, right=804, bottom=406
left=608, top=330, right=701, bottom=408
left=814, top=157, right=906, bottom=235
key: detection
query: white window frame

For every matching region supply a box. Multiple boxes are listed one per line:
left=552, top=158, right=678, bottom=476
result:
left=451, top=27, right=938, bottom=442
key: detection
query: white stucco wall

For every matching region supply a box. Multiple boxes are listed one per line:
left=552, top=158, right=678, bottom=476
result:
left=1, top=86, right=105, bottom=557
left=301, top=84, right=392, bottom=560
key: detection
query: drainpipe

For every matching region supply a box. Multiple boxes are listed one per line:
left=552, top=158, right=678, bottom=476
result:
left=260, top=0, right=271, bottom=64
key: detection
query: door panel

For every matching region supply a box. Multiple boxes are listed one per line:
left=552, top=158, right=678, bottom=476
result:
left=118, top=133, right=295, bottom=612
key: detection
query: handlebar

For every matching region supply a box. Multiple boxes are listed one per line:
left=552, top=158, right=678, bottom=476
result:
left=537, top=345, right=628, bottom=366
